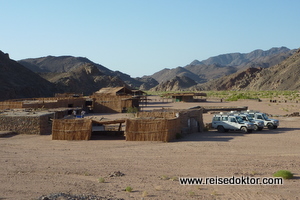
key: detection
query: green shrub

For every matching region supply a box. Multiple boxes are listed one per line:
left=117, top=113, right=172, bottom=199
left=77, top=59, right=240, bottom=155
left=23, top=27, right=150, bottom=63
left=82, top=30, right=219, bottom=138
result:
left=126, top=107, right=139, bottom=113
left=98, top=177, right=105, bottom=183
left=125, top=186, right=133, bottom=192
left=273, top=170, right=293, bottom=179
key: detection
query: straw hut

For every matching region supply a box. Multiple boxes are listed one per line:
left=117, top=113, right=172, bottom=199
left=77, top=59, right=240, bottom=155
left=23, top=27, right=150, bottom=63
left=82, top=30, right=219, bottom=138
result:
left=125, top=108, right=204, bottom=142
left=137, top=108, right=204, bottom=133
left=91, top=87, right=139, bottom=113
left=52, top=118, right=92, bottom=140
left=125, top=117, right=180, bottom=142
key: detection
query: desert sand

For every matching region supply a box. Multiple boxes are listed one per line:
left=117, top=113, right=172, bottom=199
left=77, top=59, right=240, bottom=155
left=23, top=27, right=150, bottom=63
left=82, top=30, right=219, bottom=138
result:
left=0, top=97, right=299, bottom=200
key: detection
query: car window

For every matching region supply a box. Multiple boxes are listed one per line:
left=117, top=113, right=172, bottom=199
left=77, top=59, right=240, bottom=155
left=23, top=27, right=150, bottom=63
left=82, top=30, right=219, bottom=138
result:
left=257, top=115, right=263, bottom=119
left=213, top=117, right=221, bottom=121
left=230, top=118, right=236, bottom=122
left=222, top=117, right=228, bottom=121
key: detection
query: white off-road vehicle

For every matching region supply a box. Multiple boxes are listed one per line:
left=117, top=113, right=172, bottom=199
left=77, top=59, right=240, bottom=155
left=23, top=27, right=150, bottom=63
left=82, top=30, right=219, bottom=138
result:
left=212, top=113, right=255, bottom=133
left=242, top=110, right=279, bottom=129
left=231, top=112, right=264, bottom=131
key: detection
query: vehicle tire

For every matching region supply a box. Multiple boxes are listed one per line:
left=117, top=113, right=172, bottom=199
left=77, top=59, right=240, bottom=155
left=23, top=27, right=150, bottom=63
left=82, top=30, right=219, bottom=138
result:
left=253, top=125, right=259, bottom=131
left=267, top=123, right=274, bottom=129
left=217, top=126, right=225, bottom=133
left=273, top=125, right=278, bottom=129
left=241, top=127, right=247, bottom=133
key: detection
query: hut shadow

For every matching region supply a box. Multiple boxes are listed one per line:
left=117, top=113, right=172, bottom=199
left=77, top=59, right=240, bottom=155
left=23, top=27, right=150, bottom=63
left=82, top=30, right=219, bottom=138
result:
left=91, top=131, right=125, bottom=140
left=175, top=131, right=245, bottom=142
left=0, top=132, right=18, bottom=138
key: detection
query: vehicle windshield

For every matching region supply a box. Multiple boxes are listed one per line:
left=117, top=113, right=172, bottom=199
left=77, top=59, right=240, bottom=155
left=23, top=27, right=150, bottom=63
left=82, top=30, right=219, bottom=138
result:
left=247, top=115, right=254, bottom=121
left=236, top=116, right=244, bottom=123
left=262, top=113, right=269, bottom=120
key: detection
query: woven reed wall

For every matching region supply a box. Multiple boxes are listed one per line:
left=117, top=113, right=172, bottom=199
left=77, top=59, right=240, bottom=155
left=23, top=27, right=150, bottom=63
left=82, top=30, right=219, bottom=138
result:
left=125, top=117, right=180, bottom=142
left=93, top=95, right=136, bottom=113
left=0, top=101, right=23, bottom=109
left=137, top=108, right=204, bottom=133
left=22, top=98, right=85, bottom=109
left=137, top=111, right=176, bottom=118
left=0, top=97, right=85, bottom=109
left=52, top=119, right=92, bottom=140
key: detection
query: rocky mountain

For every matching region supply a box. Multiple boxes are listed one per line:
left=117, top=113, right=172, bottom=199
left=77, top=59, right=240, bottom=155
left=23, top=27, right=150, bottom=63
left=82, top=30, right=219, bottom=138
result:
left=150, top=67, right=205, bottom=83
left=0, top=51, right=57, bottom=101
left=197, top=47, right=291, bottom=66
left=19, top=56, right=151, bottom=89
left=193, top=48, right=300, bottom=91
left=134, top=76, right=159, bottom=91
left=40, top=63, right=127, bottom=95
left=150, top=47, right=295, bottom=88
left=19, top=56, right=113, bottom=74
left=246, top=48, right=300, bottom=90
left=191, top=67, right=263, bottom=91
left=1, top=46, right=296, bottom=98
left=150, top=76, right=197, bottom=91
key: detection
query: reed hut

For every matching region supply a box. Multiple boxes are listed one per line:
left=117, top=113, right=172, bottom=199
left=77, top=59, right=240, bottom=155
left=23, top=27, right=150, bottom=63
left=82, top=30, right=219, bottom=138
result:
left=91, top=87, right=139, bottom=113
left=137, top=108, right=204, bottom=134
left=52, top=118, right=92, bottom=140
left=125, top=117, right=180, bottom=142
left=125, top=108, right=204, bottom=142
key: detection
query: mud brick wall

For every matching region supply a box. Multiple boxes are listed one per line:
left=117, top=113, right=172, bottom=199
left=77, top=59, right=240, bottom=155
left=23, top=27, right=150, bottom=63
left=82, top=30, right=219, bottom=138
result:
left=0, top=113, right=54, bottom=135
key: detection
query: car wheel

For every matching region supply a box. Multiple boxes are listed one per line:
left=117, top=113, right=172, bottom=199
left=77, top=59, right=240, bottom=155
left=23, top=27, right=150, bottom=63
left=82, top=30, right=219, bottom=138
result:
left=267, top=123, right=274, bottom=129
left=241, top=127, right=248, bottom=133
left=217, top=126, right=225, bottom=133
left=253, top=125, right=259, bottom=131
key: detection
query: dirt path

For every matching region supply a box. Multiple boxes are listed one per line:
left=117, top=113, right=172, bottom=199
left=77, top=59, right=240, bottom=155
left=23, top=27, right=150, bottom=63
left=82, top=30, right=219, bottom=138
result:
left=0, top=98, right=299, bottom=199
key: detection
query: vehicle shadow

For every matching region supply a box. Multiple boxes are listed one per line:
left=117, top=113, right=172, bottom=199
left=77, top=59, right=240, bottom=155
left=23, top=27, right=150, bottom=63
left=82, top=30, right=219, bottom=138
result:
left=252, top=127, right=300, bottom=134
left=175, top=131, right=246, bottom=142
left=174, top=126, right=298, bottom=142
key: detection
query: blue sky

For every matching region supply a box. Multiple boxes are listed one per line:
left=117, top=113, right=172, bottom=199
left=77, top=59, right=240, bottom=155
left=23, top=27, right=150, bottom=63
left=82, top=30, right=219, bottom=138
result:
left=1, top=0, right=299, bottom=77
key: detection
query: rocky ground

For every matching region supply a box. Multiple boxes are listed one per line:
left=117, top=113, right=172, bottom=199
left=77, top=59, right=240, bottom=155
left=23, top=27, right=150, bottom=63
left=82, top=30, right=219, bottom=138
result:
left=0, top=97, right=299, bottom=200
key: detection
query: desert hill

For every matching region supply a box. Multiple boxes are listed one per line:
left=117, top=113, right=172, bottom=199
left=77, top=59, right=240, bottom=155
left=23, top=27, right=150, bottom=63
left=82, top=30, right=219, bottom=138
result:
left=0, top=51, right=57, bottom=100
left=40, top=63, right=127, bottom=95
left=150, top=47, right=294, bottom=88
left=150, top=76, right=197, bottom=91
left=19, top=56, right=149, bottom=89
left=150, top=67, right=205, bottom=83
left=193, top=48, right=300, bottom=91
left=1, top=46, right=297, bottom=99
left=197, top=47, right=291, bottom=67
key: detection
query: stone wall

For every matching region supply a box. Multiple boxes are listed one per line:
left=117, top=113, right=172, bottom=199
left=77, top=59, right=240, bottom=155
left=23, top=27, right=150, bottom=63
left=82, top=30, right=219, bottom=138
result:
left=0, top=113, right=54, bottom=135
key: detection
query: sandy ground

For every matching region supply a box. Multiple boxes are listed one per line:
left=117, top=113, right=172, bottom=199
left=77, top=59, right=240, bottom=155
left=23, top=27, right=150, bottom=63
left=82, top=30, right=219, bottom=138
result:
left=0, top=97, right=300, bottom=200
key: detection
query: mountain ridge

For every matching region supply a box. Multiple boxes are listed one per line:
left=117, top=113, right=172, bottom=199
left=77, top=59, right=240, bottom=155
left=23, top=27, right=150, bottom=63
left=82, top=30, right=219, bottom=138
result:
left=0, top=51, right=57, bottom=100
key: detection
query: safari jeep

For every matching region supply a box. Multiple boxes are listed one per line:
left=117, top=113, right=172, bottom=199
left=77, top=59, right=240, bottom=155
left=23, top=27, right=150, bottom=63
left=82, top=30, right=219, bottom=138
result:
left=232, top=112, right=264, bottom=131
left=212, top=113, right=255, bottom=133
left=242, top=110, right=279, bottom=129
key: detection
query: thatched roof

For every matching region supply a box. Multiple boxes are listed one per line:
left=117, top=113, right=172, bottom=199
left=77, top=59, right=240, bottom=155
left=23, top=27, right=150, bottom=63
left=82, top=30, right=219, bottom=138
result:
left=94, top=87, right=132, bottom=95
